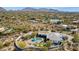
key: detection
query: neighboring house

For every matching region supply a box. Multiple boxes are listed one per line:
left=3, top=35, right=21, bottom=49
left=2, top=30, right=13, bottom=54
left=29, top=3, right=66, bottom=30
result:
left=60, top=24, right=68, bottom=29
left=59, top=24, right=77, bottom=31
left=71, top=29, right=79, bottom=34
left=73, top=20, right=79, bottom=24
left=71, top=29, right=79, bottom=32
left=58, top=24, right=70, bottom=31
left=50, top=19, right=63, bottom=24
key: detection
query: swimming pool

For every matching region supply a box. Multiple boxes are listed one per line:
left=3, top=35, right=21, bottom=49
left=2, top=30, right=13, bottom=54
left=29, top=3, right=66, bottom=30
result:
left=31, top=37, right=43, bottom=42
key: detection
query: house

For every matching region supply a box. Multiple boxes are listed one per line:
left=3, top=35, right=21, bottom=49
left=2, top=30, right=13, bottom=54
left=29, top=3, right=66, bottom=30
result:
left=59, top=24, right=77, bottom=31
left=58, top=24, right=70, bottom=31
left=36, top=31, right=51, bottom=39
left=50, top=19, right=63, bottom=24
left=36, top=31, right=70, bottom=45
left=60, top=24, right=68, bottom=29
left=71, top=29, right=79, bottom=34
left=73, top=20, right=79, bottom=24
left=47, top=32, right=64, bottom=45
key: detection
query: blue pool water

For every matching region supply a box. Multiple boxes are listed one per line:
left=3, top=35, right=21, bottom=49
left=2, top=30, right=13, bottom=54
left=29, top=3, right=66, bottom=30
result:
left=31, top=38, right=42, bottom=42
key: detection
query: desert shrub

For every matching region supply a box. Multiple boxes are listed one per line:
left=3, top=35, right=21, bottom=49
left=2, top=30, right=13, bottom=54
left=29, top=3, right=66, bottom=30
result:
left=41, top=46, right=48, bottom=51
left=72, top=33, right=79, bottom=42
left=31, top=32, right=37, bottom=38
left=33, top=43, right=49, bottom=51
left=46, top=40, right=52, bottom=47
left=23, top=34, right=32, bottom=39
left=23, top=32, right=37, bottom=39
left=0, top=40, right=3, bottom=49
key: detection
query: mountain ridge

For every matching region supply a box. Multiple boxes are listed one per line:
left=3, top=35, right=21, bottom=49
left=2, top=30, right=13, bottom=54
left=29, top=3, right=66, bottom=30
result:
left=0, top=7, right=6, bottom=11
left=22, top=7, right=59, bottom=12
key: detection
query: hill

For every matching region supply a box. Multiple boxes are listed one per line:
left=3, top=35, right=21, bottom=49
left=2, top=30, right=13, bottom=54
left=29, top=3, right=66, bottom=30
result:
left=22, top=7, right=59, bottom=12
left=0, top=7, right=6, bottom=11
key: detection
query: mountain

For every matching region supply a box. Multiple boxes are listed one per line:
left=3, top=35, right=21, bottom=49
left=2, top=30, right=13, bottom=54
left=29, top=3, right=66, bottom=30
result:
left=22, top=7, right=37, bottom=11
left=22, top=7, right=59, bottom=12
left=0, top=7, right=6, bottom=12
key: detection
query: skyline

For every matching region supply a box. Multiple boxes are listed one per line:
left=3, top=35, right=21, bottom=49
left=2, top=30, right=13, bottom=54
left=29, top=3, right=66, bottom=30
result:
left=3, top=7, right=79, bottom=12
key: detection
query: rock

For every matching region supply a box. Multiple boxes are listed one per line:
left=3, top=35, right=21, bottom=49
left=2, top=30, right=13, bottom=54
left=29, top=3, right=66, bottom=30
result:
left=8, top=46, right=15, bottom=51
left=3, top=39, right=12, bottom=46
left=0, top=27, right=5, bottom=32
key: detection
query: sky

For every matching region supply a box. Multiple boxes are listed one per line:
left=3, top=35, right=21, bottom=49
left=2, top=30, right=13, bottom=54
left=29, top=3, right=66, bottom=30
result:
left=3, top=7, right=79, bottom=12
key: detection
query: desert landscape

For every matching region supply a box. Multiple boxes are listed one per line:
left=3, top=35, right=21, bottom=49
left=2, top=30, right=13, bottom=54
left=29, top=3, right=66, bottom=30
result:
left=0, top=7, right=79, bottom=51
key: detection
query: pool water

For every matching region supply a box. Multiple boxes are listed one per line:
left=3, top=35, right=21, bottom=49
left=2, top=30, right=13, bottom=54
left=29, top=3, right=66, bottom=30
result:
left=31, top=38, right=43, bottom=42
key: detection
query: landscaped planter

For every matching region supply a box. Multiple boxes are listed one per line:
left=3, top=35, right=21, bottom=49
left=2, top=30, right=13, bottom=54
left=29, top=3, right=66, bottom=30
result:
left=14, top=41, right=27, bottom=51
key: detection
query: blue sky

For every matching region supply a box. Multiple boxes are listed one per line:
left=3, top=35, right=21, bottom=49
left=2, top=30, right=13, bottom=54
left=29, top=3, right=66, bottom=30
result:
left=3, top=7, right=79, bottom=12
